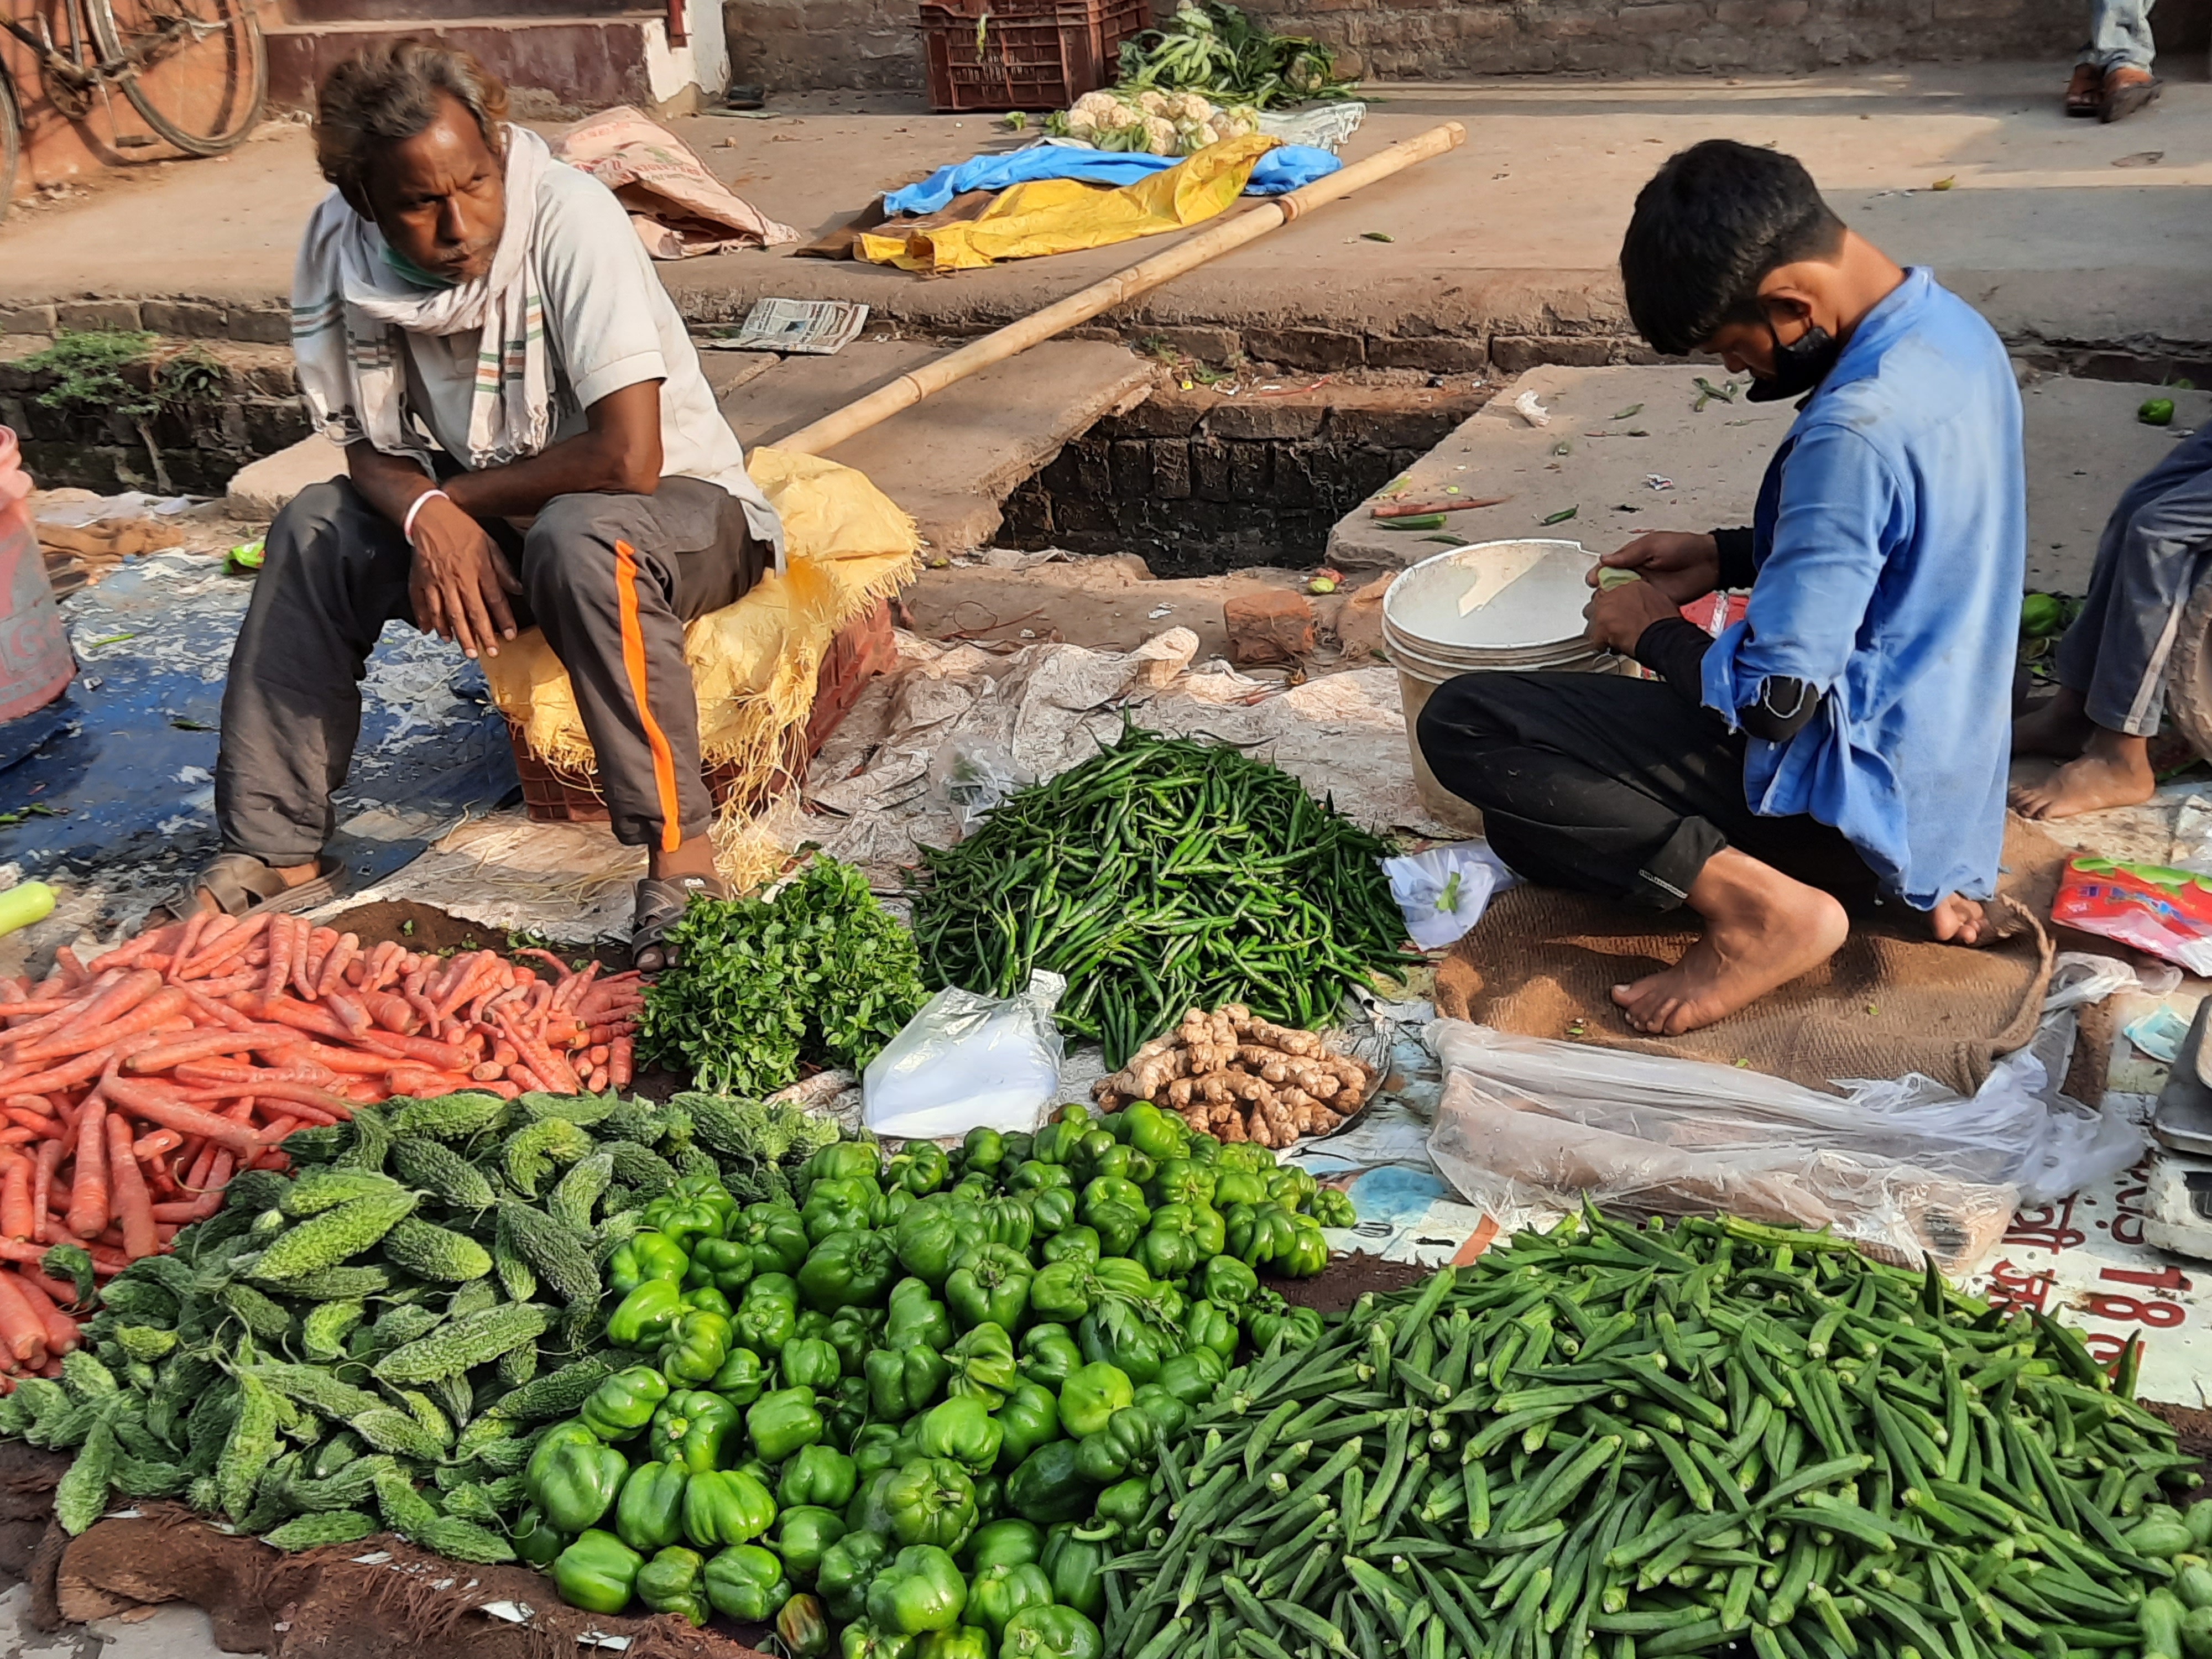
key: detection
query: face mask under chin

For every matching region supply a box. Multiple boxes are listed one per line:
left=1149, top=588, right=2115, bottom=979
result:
left=1745, top=316, right=1841, bottom=403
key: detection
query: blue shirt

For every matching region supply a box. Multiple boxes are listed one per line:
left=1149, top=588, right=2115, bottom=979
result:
left=1700, top=267, right=2025, bottom=910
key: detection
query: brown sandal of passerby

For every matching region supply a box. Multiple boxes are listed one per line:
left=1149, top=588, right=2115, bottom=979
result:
left=2065, top=62, right=2103, bottom=116
left=2101, top=64, right=2162, bottom=123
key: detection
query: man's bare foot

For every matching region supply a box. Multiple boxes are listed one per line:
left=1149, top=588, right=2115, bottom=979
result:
left=1610, top=849, right=1849, bottom=1036
left=1931, top=893, right=1995, bottom=947
left=2010, top=727, right=2155, bottom=819
left=2012, top=687, right=2095, bottom=759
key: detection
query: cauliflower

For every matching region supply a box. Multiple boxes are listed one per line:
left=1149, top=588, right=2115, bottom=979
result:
left=1070, top=90, right=1121, bottom=121
left=1218, top=103, right=1260, bottom=137
left=1192, top=122, right=1220, bottom=149
left=1142, top=114, right=1178, bottom=154
left=1067, top=110, right=1098, bottom=137
left=1170, top=92, right=1215, bottom=123
left=1136, top=89, right=1170, bottom=115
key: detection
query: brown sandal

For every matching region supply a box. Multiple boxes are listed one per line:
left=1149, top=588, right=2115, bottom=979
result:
left=631, top=875, right=728, bottom=972
left=146, top=853, right=348, bottom=927
left=2101, top=65, right=2162, bottom=123
left=2065, top=62, right=2103, bottom=116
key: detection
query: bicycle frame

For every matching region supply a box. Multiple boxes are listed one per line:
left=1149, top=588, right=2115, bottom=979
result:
left=0, top=4, right=209, bottom=98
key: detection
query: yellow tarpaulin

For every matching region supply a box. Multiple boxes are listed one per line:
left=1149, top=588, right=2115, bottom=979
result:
left=856, top=134, right=1280, bottom=273
left=483, top=445, right=920, bottom=792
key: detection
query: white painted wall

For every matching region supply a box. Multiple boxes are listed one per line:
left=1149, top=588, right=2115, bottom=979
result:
left=645, top=3, right=729, bottom=109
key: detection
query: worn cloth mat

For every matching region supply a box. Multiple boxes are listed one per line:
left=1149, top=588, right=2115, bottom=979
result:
left=1434, top=816, right=2068, bottom=1095
left=552, top=106, right=797, bottom=257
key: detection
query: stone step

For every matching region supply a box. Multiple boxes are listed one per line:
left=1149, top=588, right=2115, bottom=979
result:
left=717, top=339, right=1155, bottom=553
left=265, top=14, right=662, bottom=111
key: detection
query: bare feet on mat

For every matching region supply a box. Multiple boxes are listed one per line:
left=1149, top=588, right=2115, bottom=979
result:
left=2008, top=728, right=2156, bottom=819
left=2012, top=687, right=2096, bottom=758
left=1609, top=849, right=1848, bottom=1036
left=1931, top=893, right=1994, bottom=947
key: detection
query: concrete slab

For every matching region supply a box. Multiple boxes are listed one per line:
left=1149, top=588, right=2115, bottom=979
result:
left=224, top=431, right=345, bottom=519
left=727, top=340, right=1153, bottom=550
left=1327, top=362, right=2212, bottom=591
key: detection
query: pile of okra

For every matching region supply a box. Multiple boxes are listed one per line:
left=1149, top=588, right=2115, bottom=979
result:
left=1100, top=1209, right=2197, bottom=1659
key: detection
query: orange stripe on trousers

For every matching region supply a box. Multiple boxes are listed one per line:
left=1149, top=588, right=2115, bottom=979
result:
left=613, top=539, right=684, bottom=854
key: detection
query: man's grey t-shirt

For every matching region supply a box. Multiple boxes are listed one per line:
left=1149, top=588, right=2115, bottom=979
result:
left=394, top=160, right=782, bottom=561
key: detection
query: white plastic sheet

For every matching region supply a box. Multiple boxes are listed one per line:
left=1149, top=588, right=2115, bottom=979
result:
left=863, top=972, right=1068, bottom=1139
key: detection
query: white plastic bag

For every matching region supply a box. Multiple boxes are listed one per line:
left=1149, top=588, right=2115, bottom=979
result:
left=864, top=972, right=1067, bottom=1139
left=1384, top=842, right=1519, bottom=950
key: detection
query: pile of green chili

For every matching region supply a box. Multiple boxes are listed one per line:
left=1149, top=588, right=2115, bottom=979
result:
left=907, top=726, right=1413, bottom=1067
left=1102, top=1208, right=2199, bottom=1659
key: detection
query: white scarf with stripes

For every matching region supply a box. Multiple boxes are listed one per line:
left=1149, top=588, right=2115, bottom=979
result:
left=291, top=123, right=552, bottom=472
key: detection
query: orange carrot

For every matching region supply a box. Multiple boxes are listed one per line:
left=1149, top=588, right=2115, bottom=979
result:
left=360, top=992, right=419, bottom=1034
left=179, top=1062, right=341, bottom=1090
left=0, top=1273, right=48, bottom=1365
left=194, top=1077, right=354, bottom=1119
left=86, top=925, right=182, bottom=975
left=610, top=1035, right=634, bottom=1089
left=0, top=971, right=129, bottom=1052
left=12, top=1264, right=82, bottom=1316
left=120, top=1030, right=271, bottom=1073
left=164, top=912, right=210, bottom=987
left=29, top=1141, right=61, bottom=1246
left=293, top=920, right=326, bottom=1003
left=96, top=1077, right=267, bottom=1158
left=67, top=1095, right=109, bottom=1241
left=3, top=1094, right=53, bottom=1118
left=9, top=1274, right=78, bottom=1355
left=315, top=933, right=359, bottom=999
left=260, top=914, right=296, bottom=1004
left=322, top=990, right=373, bottom=1039
left=9, top=987, right=192, bottom=1067
left=103, top=1114, right=157, bottom=1260
left=0, top=1160, right=29, bottom=1242
left=132, top=1128, right=182, bottom=1161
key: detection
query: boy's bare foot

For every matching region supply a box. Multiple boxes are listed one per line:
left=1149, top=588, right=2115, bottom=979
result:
left=1611, top=849, right=1849, bottom=1036
left=2010, top=727, right=2156, bottom=819
left=2012, top=687, right=2096, bottom=758
left=1931, top=893, right=1994, bottom=946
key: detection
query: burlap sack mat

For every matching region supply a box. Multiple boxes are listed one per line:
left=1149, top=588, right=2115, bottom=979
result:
left=1434, top=816, right=2069, bottom=1096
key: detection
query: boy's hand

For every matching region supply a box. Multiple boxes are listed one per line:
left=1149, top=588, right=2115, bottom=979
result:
left=1594, top=531, right=1721, bottom=604
left=1584, top=572, right=1684, bottom=655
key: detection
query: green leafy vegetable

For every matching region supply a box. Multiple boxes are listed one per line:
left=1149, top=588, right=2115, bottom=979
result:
left=1115, top=0, right=1354, bottom=109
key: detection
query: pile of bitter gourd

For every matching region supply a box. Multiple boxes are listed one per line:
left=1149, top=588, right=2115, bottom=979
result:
left=1104, top=1209, right=2201, bottom=1659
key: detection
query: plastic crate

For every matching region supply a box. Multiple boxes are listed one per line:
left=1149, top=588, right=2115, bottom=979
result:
left=505, top=599, right=897, bottom=825
left=920, top=0, right=1148, bottom=112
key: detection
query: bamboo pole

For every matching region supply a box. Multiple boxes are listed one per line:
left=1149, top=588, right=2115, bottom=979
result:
left=774, top=120, right=1467, bottom=458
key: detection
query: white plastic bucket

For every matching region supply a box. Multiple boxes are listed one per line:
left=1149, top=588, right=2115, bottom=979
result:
left=1382, top=539, right=1610, bottom=831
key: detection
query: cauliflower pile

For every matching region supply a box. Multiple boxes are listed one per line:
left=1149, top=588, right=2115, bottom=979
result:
left=1061, top=89, right=1261, bottom=155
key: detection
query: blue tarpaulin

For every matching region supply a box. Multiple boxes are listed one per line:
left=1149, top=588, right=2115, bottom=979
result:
left=883, top=143, right=1342, bottom=218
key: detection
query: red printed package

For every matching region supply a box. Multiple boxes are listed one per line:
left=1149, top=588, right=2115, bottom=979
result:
left=2051, top=855, right=2212, bottom=974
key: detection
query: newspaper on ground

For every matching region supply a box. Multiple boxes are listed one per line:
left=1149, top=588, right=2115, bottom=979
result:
left=702, top=299, right=870, bottom=354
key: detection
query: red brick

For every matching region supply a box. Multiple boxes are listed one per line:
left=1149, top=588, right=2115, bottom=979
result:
left=1224, top=589, right=1316, bottom=666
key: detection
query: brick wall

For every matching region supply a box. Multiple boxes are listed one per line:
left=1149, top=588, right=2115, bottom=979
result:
left=723, top=0, right=924, bottom=93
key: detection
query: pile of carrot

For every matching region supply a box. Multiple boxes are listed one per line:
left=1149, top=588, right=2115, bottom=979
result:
left=0, top=913, right=646, bottom=1370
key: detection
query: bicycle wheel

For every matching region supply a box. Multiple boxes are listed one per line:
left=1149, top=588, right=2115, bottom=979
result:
left=0, top=73, right=18, bottom=225
left=91, top=0, right=264, bottom=156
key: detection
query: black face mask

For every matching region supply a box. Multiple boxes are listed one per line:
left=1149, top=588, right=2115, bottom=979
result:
left=1745, top=316, right=1841, bottom=403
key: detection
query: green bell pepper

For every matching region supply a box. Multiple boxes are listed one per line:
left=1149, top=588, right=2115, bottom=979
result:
left=738, top=1203, right=813, bottom=1276
left=1149, top=1158, right=1214, bottom=1210
left=687, top=1234, right=758, bottom=1297
left=946, top=1244, right=1031, bottom=1334
left=1086, top=1141, right=1131, bottom=1183
left=799, top=1228, right=898, bottom=1312
left=1155, top=1345, right=1224, bottom=1407
left=1130, top=1384, right=1189, bottom=1442
left=1120, top=1102, right=1187, bottom=1162
left=946, top=1323, right=1019, bottom=1409
left=992, top=1383, right=1062, bottom=1474
left=803, top=1175, right=881, bottom=1244
left=848, top=1465, right=901, bottom=1536
left=867, top=1342, right=951, bottom=1418
left=1265, top=1166, right=1318, bottom=1211
left=800, top=1141, right=882, bottom=1198
left=775, top=1504, right=847, bottom=1585
left=922, top=1627, right=990, bottom=1659
left=866, top=1545, right=969, bottom=1634
left=796, top=1307, right=835, bottom=1342
left=963, top=1563, right=1052, bottom=1641
left=1039, top=1524, right=1106, bottom=1619
left=886, top=1278, right=956, bottom=1351
left=643, top=1194, right=726, bottom=1257
left=916, top=1396, right=1003, bottom=1474
left=843, top=1626, right=916, bottom=1659
left=894, top=1204, right=968, bottom=1287
left=1133, top=1206, right=1204, bottom=1282
left=825, top=1308, right=875, bottom=1375
left=872, top=1186, right=919, bottom=1230
left=703, top=1542, right=792, bottom=1620
left=653, top=1381, right=745, bottom=1469
left=1094, top=1478, right=1147, bottom=1535
left=826, top=1372, right=870, bottom=1454
left=1277, top=1218, right=1328, bottom=1278
left=738, top=1273, right=802, bottom=1353
left=580, top=1365, right=671, bottom=1440
left=607, top=1279, right=686, bottom=1351
left=1021, top=1187, right=1077, bottom=1238
left=637, top=1544, right=712, bottom=1626
left=1027, top=1261, right=1109, bottom=1326
left=1056, top=1363, right=1131, bottom=1439
left=661, top=1310, right=733, bottom=1384
left=1004, top=1440, right=1096, bottom=1526
left=1181, top=1298, right=1237, bottom=1361
left=682, top=1285, right=735, bottom=1318
left=1246, top=1303, right=1323, bottom=1352
left=1006, top=1161, right=1073, bottom=1199
left=1078, top=1179, right=1149, bottom=1258
left=1224, top=1202, right=1300, bottom=1267
left=818, top=1528, right=893, bottom=1623
left=1002, top=1604, right=1103, bottom=1659
left=1216, top=1141, right=1270, bottom=1173
left=852, top=1422, right=906, bottom=1478
left=609, top=1231, right=690, bottom=1298
left=782, top=1334, right=844, bottom=1392
left=1183, top=1131, right=1218, bottom=1165
left=971, top=1473, right=1004, bottom=1525
left=1076, top=1303, right=1170, bottom=1387
left=781, top=1443, right=859, bottom=1510
left=964, top=1517, right=1043, bottom=1572
left=781, top=1592, right=833, bottom=1659
left=1030, top=1119, right=1084, bottom=1168
left=1016, top=1324, right=1083, bottom=1389
left=747, top=1386, right=825, bottom=1463
left=951, top=1174, right=995, bottom=1204
left=959, top=1128, right=1005, bottom=1176
left=614, top=1460, right=688, bottom=1552
left=682, top=1466, right=778, bottom=1548
left=512, top=1505, right=565, bottom=1567
left=1209, top=1168, right=1268, bottom=1209
left=891, top=1142, right=951, bottom=1196
left=1001, top=1131, right=1035, bottom=1164
left=553, top=1529, right=641, bottom=1614
left=884, top=1457, right=979, bottom=1550
left=977, top=1198, right=1033, bottom=1255
left=711, top=1344, right=770, bottom=1404
left=1074, top=1406, right=1156, bottom=1484
left=1310, top=1187, right=1357, bottom=1229
left=1198, top=1255, right=1258, bottom=1310
left=526, top=1425, right=629, bottom=1532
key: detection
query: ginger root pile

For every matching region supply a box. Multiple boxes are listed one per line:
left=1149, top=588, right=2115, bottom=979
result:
left=1091, top=1004, right=1374, bottom=1148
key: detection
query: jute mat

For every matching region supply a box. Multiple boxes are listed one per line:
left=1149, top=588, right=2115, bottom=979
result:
left=1434, top=816, right=2068, bottom=1096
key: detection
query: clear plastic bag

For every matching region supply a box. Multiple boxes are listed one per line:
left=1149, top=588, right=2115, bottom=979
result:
left=1383, top=842, right=1518, bottom=950
left=863, top=971, right=1067, bottom=1139
left=1424, top=1014, right=2144, bottom=1274
left=931, top=739, right=1035, bottom=832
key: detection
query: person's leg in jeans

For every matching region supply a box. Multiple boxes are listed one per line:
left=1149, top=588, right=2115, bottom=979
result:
left=2074, top=0, right=2159, bottom=119
left=1417, top=671, right=1865, bottom=1035
left=2013, top=421, right=2212, bottom=819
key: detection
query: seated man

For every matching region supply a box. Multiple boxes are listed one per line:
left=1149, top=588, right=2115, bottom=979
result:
left=1417, top=139, right=2024, bottom=1036
left=2010, top=421, right=2212, bottom=819
left=171, top=41, right=781, bottom=968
